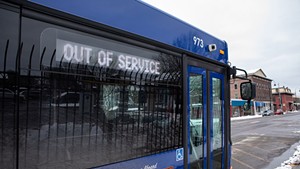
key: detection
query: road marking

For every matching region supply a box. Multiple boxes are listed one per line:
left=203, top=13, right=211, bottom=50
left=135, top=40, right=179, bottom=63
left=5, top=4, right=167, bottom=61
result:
left=240, top=144, right=271, bottom=153
left=232, top=121, right=251, bottom=125
left=232, top=157, right=256, bottom=169
left=270, top=146, right=288, bottom=151
left=233, top=136, right=260, bottom=145
left=250, top=121, right=260, bottom=124
left=234, top=148, right=269, bottom=162
left=232, top=120, right=260, bottom=125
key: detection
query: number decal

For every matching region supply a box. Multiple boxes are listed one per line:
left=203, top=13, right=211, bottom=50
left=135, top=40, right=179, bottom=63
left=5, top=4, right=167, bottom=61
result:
left=193, top=36, right=204, bottom=48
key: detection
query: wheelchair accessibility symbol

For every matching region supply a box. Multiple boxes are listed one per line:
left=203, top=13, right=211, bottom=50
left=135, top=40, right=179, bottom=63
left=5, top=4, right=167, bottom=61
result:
left=176, top=148, right=184, bottom=161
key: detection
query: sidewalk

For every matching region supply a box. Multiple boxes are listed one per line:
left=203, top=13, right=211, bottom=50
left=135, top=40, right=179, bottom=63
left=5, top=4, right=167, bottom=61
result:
left=231, top=114, right=262, bottom=121
left=231, top=110, right=300, bottom=121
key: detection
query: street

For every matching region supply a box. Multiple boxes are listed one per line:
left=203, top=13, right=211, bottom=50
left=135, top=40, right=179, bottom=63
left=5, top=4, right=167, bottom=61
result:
left=231, top=112, right=300, bottom=169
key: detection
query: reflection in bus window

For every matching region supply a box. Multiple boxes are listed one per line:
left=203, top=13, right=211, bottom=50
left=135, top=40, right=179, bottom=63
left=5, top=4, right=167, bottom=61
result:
left=212, top=77, right=223, bottom=169
left=189, top=73, right=203, bottom=169
left=2, top=22, right=184, bottom=168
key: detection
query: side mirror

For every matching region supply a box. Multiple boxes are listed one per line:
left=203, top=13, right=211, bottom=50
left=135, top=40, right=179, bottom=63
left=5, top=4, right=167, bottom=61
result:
left=240, top=82, right=256, bottom=100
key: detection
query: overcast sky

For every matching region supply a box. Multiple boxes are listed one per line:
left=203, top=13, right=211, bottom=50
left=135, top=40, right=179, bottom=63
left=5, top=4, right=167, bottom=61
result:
left=142, top=0, right=300, bottom=96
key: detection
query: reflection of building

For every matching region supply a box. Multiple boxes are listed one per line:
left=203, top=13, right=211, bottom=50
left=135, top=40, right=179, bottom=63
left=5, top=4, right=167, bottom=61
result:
left=272, top=87, right=294, bottom=112
left=230, top=69, right=272, bottom=116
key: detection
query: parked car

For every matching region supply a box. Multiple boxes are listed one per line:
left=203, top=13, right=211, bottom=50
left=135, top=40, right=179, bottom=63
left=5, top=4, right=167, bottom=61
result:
left=262, top=110, right=274, bottom=116
left=274, top=109, right=284, bottom=115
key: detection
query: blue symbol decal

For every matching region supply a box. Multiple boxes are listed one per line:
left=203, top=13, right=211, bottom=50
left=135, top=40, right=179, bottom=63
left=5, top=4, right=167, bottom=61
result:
left=176, top=148, right=184, bottom=161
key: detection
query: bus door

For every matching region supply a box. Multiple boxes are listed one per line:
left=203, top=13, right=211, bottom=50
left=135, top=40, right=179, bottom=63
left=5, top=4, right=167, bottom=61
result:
left=209, top=72, right=224, bottom=169
left=187, top=66, right=225, bottom=169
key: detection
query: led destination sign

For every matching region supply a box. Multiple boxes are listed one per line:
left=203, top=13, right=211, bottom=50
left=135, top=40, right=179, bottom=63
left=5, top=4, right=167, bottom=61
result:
left=56, top=39, right=160, bottom=75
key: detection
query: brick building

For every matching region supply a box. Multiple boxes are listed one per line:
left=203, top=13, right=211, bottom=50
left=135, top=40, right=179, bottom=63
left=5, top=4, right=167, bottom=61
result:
left=272, top=87, right=294, bottom=112
left=294, top=96, right=300, bottom=110
left=230, top=69, right=272, bottom=116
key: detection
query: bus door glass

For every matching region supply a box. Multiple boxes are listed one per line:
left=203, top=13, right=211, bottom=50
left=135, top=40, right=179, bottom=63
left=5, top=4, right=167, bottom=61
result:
left=188, top=67, right=225, bottom=169
left=187, top=66, right=207, bottom=169
left=210, top=72, right=224, bottom=169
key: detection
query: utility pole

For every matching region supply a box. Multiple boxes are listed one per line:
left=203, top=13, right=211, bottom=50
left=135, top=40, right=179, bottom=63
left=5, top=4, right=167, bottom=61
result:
left=274, top=82, right=282, bottom=110
left=269, top=84, right=272, bottom=111
left=278, top=83, right=282, bottom=110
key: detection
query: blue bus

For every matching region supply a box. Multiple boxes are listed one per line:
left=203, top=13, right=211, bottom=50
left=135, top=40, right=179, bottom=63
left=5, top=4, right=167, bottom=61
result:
left=0, top=0, right=255, bottom=168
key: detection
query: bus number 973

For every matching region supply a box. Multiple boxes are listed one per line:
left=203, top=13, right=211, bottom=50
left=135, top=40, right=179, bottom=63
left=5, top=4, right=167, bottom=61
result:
left=193, top=36, right=204, bottom=48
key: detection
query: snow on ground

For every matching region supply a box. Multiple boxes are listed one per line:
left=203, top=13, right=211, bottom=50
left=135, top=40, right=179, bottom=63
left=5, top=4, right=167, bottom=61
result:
left=275, top=142, right=300, bottom=169
left=231, top=114, right=262, bottom=121
left=231, top=110, right=300, bottom=121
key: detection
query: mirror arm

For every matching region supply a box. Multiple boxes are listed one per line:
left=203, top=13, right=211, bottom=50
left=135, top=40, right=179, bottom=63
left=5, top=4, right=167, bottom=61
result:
left=235, top=67, right=248, bottom=79
left=230, top=66, right=251, bottom=82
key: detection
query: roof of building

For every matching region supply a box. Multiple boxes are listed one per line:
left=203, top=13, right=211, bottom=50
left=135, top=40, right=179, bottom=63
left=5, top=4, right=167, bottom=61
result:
left=272, top=87, right=294, bottom=95
left=236, top=68, right=272, bottom=81
left=247, top=68, right=267, bottom=77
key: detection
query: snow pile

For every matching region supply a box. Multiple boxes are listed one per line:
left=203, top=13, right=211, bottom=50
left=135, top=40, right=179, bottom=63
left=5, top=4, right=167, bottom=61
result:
left=275, top=143, right=300, bottom=169
left=231, top=115, right=262, bottom=121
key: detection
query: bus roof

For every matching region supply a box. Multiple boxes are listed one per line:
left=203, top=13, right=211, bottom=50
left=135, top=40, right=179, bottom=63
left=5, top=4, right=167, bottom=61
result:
left=28, top=0, right=228, bottom=64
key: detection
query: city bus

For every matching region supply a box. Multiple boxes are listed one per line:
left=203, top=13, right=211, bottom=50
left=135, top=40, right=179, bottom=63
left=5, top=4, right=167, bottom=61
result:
left=0, top=0, right=254, bottom=168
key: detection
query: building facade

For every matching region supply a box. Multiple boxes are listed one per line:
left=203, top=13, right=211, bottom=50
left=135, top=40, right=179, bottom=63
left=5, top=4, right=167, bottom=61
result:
left=230, top=69, right=272, bottom=116
left=272, top=87, right=294, bottom=112
left=294, top=96, right=300, bottom=110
